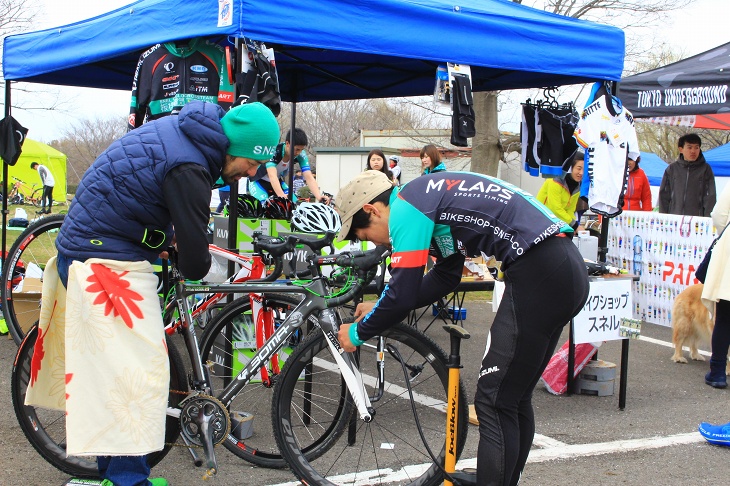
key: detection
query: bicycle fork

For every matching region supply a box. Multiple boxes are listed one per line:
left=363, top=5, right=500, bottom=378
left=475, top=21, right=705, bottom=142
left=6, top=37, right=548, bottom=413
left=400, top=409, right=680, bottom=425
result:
left=319, top=308, right=374, bottom=421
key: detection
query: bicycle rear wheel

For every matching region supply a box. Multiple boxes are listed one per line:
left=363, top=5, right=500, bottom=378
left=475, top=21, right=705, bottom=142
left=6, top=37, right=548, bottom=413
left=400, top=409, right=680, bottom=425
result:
left=1, top=214, right=65, bottom=344
left=198, top=293, right=350, bottom=468
left=30, top=188, right=44, bottom=207
left=273, top=322, right=469, bottom=486
left=11, top=325, right=186, bottom=478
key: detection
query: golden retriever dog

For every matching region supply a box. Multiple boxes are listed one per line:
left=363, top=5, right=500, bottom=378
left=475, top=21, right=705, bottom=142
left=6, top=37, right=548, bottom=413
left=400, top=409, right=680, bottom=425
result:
left=671, top=284, right=714, bottom=364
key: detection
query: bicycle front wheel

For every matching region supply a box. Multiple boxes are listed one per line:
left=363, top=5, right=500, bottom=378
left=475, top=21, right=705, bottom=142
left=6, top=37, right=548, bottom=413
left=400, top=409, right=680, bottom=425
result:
left=11, top=325, right=186, bottom=478
left=273, top=322, right=469, bottom=486
left=198, top=293, right=350, bottom=468
left=1, top=214, right=65, bottom=344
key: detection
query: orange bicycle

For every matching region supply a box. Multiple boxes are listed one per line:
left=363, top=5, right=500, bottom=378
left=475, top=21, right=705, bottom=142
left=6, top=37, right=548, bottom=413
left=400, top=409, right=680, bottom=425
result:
left=8, top=177, right=43, bottom=206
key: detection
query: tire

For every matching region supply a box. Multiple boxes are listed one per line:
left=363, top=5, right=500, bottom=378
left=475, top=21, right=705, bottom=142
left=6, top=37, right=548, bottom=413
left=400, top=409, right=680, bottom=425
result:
left=273, top=322, right=469, bottom=486
left=11, top=325, right=186, bottom=478
left=2, top=214, right=65, bottom=344
left=198, top=293, right=346, bottom=468
left=30, top=188, right=44, bottom=207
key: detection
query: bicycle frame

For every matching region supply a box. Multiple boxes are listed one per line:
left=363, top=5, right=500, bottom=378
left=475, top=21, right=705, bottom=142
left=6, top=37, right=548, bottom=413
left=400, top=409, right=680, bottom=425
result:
left=167, top=244, right=387, bottom=476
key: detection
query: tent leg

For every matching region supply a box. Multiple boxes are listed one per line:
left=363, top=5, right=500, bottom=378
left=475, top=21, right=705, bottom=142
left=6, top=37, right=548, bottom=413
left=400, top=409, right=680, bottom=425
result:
left=287, top=102, right=296, bottom=199
left=2, top=82, right=12, bottom=269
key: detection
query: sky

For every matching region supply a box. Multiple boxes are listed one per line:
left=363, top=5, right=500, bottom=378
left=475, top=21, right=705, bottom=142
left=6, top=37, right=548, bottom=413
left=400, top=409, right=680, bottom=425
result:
left=8, top=0, right=730, bottom=143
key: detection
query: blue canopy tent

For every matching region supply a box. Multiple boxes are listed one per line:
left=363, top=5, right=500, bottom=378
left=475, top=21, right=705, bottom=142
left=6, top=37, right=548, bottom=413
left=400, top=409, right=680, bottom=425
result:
left=3, top=0, right=624, bottom=99
left=638, top=152, right=668, bottom=186
left=1, top=0, right=625, bottom=254
left=703, top=143, right=730, bottom=177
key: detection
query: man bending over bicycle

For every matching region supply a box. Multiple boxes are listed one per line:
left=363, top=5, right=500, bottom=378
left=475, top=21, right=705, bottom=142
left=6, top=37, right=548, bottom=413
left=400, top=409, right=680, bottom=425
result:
left=27, top=101, right=279, bottom=486
left=336, top=170, right=589, bottom=486
left=247, top=127, right=329, bottom=203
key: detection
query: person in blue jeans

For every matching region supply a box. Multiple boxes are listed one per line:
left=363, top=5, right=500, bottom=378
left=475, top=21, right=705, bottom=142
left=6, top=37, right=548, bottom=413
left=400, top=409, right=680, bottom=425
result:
left=215, top=184, right=231, bottom=213
left=54, top=101, right=279, bottom=486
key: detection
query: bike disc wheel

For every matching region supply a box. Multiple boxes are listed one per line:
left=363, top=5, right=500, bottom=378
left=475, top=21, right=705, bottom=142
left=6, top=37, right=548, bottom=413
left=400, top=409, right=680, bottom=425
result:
left=273, top=322, right=469, bottom=486
left=198, top=294, right=348, bottom=468
left=2, top=214, right=65, bottom=344
left=11, top=326, right=186, bottom=477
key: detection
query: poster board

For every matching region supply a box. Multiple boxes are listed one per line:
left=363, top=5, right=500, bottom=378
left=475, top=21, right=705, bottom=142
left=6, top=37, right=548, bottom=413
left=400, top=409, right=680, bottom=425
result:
left=573, top=279, right=633, bottom=344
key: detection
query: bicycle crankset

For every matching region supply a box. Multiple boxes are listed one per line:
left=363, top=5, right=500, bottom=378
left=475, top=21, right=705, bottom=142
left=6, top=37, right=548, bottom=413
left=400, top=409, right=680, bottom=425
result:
left=178, top=393, right=231, bottom=448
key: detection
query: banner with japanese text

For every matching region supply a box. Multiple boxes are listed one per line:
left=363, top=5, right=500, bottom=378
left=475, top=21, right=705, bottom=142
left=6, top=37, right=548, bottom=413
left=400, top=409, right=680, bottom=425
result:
left=606, top=211, right=717, bottom=327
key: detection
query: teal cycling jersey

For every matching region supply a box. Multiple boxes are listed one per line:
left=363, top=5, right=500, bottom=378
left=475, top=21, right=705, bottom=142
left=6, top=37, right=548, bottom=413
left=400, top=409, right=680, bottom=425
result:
left=247, top=142, right=311, bottom=201
left=357, top=171, right=572, bottom=341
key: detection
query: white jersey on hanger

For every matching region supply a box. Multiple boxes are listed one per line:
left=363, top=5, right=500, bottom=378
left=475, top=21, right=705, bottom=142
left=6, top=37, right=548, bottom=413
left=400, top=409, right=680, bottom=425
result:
left=574, top=96, right=639, bottom=217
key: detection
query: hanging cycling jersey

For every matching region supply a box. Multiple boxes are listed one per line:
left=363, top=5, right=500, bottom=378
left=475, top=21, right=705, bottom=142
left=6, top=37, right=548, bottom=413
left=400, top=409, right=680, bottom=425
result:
left=574, top=94, right=639, bottom=217
left=247, top=142, right=312, bottom=201
left=356, top=171, right=571, bottom=340
left=128, top=37, right=235, bottom=130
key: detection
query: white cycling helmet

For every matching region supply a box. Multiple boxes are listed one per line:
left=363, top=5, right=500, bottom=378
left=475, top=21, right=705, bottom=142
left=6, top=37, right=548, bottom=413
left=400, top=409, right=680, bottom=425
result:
left=291, top=202, right=342, bottom=234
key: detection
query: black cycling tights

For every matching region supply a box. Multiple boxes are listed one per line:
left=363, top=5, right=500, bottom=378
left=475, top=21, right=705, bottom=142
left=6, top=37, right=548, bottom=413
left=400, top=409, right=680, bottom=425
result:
left=474, top=235, right=589, bottom=486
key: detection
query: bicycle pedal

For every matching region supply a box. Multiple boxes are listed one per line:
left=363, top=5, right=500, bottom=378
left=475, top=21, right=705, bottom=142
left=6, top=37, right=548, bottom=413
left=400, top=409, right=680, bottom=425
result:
left=449, top=468, right=477, bottom=486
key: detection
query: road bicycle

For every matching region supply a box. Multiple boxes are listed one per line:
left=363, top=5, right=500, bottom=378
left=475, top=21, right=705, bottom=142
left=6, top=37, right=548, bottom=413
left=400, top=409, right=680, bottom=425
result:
left=9, top=231, right=328, bottom=477
left=8, top=176, right=43, bottom=206
left=12, top=235, right=469, bottom=485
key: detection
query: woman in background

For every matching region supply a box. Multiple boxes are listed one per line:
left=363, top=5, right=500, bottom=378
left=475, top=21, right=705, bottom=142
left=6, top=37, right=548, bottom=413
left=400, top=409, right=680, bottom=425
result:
left=420, top=144, right=446, bottom=175
left=536, top=152, right=585, bottom=233
left=623, top=156, right=653, bottom=211
left=366, top=149, right=396, bottom=184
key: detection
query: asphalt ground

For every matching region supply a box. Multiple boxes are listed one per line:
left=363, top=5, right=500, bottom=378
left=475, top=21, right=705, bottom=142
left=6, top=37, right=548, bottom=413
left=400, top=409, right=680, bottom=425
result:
left=1, top=301, right=727, bottom=486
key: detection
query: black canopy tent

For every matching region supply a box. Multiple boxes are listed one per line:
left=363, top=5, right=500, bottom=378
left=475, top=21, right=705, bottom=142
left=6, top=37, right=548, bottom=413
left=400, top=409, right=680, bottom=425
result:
left=618, top=41, right=730, bottom=119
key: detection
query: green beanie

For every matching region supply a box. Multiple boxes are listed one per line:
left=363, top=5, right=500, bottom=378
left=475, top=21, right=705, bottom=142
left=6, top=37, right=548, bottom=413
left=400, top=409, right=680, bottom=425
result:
left=220, top=102, right=280, bottom=160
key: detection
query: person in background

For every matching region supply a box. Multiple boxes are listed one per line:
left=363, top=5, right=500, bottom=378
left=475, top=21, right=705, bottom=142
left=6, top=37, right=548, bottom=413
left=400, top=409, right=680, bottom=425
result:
left=335, top=170, right=589, bottom=486
left=388, top=155, right=402, bottom=185
left=31, top=161, right=55, bottom=214
left=536, top=152, right=585, bottom=234
left=247, top=128, right=327, bottom=203
left=215, top=184, right=231, bottom=213
left=366, top=149, right=396, bottom=184
left=420, top=144, right=446, bottom=175
left=292, top=169, right=306, bottom=195
left=700, top=182, right=730, bottom=389
left=33, top=101, right=279, bottom=486
left=658, top=133, right=715, bottom=216
left=622, top=156, right=652, bottom=211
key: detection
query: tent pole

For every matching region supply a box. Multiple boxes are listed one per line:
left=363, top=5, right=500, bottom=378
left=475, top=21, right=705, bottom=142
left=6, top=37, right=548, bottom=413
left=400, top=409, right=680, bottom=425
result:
left=227, top=38, right=242, bottom=275
left=2, top=82, right=11, bottom=269
left=287, top=76, right=298, bottom=201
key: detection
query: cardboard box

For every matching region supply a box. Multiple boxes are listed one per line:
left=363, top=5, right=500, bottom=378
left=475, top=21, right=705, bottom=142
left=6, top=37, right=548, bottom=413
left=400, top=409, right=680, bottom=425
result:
left=15, top=277, right=43, bottom=334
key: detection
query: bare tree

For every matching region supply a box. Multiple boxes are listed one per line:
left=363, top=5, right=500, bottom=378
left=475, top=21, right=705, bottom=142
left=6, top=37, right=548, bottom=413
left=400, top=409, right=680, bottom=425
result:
left=49, top=116, right=127, bottom=190
left=472, top=0, right=692, bottom=176
left=276, top=98, right=441, bottom=153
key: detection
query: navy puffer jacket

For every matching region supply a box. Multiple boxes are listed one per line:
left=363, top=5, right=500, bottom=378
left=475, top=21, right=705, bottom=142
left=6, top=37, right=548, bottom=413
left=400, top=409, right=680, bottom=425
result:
left=56, top=101, right=227, bottom=262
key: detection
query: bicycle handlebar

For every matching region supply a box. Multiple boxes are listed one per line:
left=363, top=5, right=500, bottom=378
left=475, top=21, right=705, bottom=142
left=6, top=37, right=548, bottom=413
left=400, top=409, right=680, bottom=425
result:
left=318, top=245, right=391, bottom=307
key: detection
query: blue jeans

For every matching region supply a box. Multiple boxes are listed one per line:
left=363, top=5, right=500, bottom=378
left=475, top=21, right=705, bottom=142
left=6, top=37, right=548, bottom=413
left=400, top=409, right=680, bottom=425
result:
left=56, top=253, right=154, bottom=486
